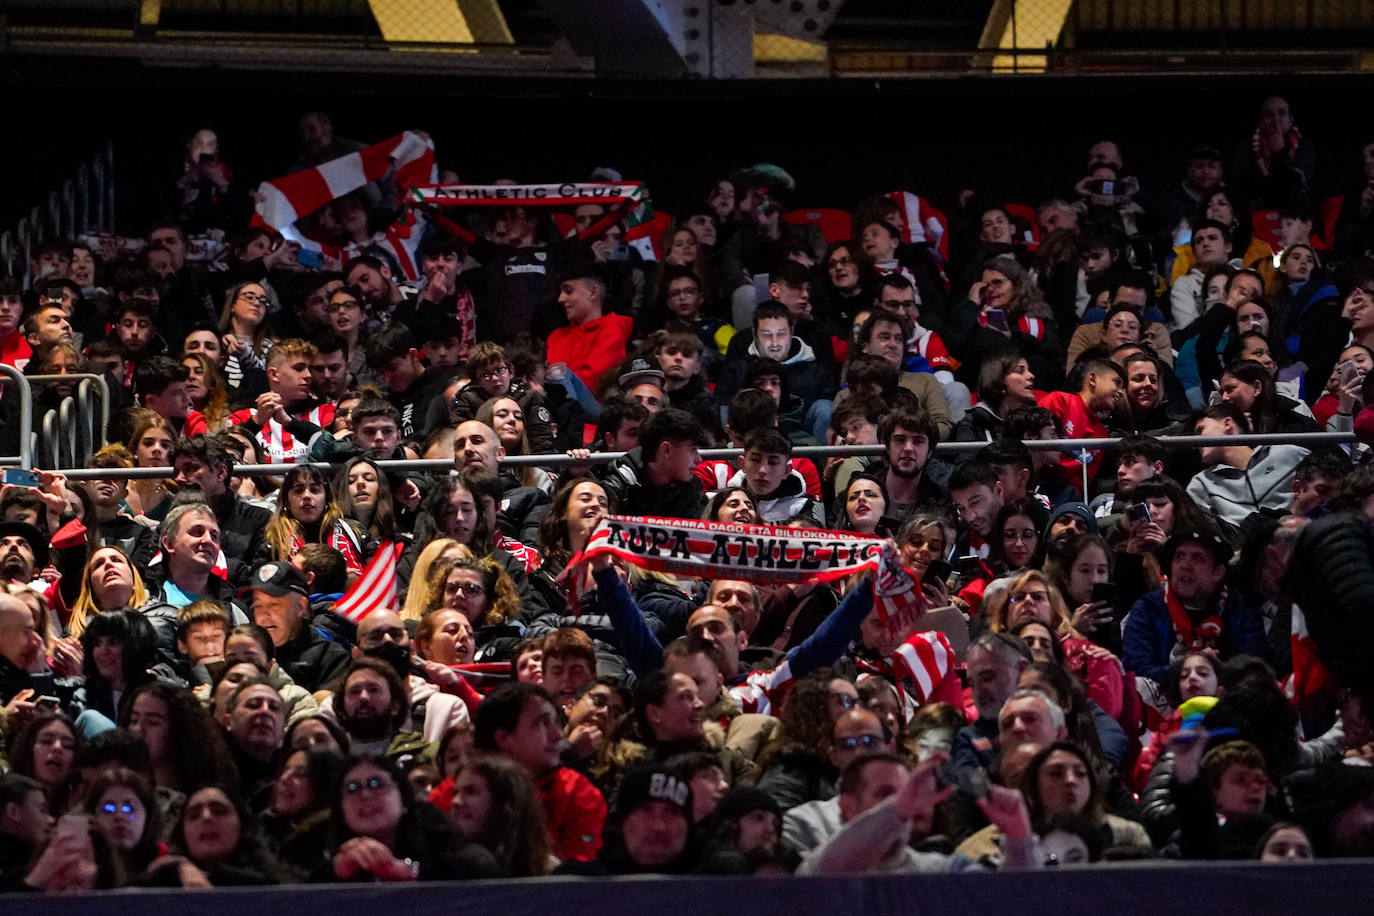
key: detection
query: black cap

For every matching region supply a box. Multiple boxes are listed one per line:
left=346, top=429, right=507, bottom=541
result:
left=618, top=356, right=665, bottom=390
left=0, top=521, right=49, bottom=569
left=240, top=561, right=309, bottom=599
left=1164, top=527, right=1232, bottom=567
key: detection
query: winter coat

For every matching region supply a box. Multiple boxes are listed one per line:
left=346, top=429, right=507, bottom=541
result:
left=1122, top=588, right=1269, bottom=687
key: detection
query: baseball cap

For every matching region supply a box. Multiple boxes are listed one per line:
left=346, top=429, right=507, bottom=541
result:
left=619, top=356, right=665, bottom=390
left=240, top=561, right=309, bottom=599
left=1164, top=527, right=1232, bottom=567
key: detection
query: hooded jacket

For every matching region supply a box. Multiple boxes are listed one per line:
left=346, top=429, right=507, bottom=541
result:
left=546, top=312, right=634, bottom=391
left=726, top=467, right=823, bottom=527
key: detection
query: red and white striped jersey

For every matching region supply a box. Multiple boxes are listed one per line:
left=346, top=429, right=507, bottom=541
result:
left=227, top=403, right=337, bottom=464
left=727, top=657, right=795, bottom=717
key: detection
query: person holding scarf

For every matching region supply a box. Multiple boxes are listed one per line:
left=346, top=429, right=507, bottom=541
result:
left=1121, top=528, right=1267, bottom=707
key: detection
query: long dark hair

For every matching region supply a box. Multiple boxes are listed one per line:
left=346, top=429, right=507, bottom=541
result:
left=333, top=455, right=397, bottom=541
left=83, top=766, right=162, bottom=871
left=1220, top=358, right=1281, bottom=432
left=9, top=712, right=80, bottom=806
left=1021, top=741, right=1105, bottom=824
left=173, top=782, right=288, bottom=881
left=415, top=475, right=494, bottom=554
left=81, top=609, right=157, bottom=688
left=990, top=497, right=1049, bottom=572
left=118, top=681, right=239, bottom=792
left=454, top=755, right=550, bottom=877
left=537, top=477, right=615, bottom=567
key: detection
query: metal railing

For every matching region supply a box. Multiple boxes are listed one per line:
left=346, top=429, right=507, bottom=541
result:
left=0, top=365, right=33, bottom=470
left=39, top=430, right=1356, bottom=481
left=28, top=374, right=111, bottom=470
left=0, top=140, right=115, bottom=285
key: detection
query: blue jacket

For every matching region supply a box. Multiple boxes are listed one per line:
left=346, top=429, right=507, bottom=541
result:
left=1122, top=588, right=1268, bottom=686
left=593, top=566, right=874, bottom=683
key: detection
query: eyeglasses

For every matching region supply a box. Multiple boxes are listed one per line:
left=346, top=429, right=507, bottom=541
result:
left=345, top=776, right=391, bottom=796
left=667, top=288, right=700, bottom=300
left=880, top=299, right=917, bottom=312
left=827, top=256, right=855, bottom=269
left=445, top=581, right=487, bottom=598
left=101, top=802, right=137, bottom=818
left=237, top=291, right=270, bottom=305
left=1010, top=590, right=1050, bottom=604
left=835, top=734, right=883, bottom=751
left=478, top=366, right=511, bottom=382
left=829, top=692, right=858, bottom=710
left=328, top=299, right=361, bottom=312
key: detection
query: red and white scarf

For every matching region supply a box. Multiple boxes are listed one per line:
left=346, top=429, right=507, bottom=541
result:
left=252, top=131, right=436, bottom=280
left=558, top=515, right=923, bottom=624
left=1163, top=575, right=1227, bottom=652
left=1251, top=125, right=1302, bottom=177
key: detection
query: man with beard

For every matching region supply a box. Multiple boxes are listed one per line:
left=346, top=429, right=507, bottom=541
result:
left=1123, top=528, right=1267, bottom=690
left=1043, top=502, right=1098, bottom=565
left=0, top=522, right=45, bottom=588
left=241, top=560, right=348, bottom=693
left=330, top=656, right=428, bottom=759
left=318, top=609, right=470, bottom=744
left=226, top=339, right=336, bottom=464
left=220, top=676, right=287, bottom=798
left=876, top=407, right=950, bottom=518
left=166, top=436, right=271, bottom=563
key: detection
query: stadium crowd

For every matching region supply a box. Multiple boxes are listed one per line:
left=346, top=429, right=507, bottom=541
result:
left=4, top=96, right=1374, bottom=888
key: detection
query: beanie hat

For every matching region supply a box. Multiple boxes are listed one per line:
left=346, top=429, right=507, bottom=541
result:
left=613, top=765, right=692, bottom=822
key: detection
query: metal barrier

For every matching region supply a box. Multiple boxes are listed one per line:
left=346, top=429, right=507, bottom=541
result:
left=13, top=859, right=1374, bottom=914
left=41, top=430, right=1356, bottom=481
left=4, top=140, right=115, bottom=284
left=24, top=373, right=110, bottom=471
left=0, top=365, right=34, bottom=470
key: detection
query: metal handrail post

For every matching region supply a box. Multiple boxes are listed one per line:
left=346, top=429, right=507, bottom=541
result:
left=27, top=374, right=112, bottom=466
left=57, top=398, right=75, bottom=468
left=0, top=365, right=33, bottom=468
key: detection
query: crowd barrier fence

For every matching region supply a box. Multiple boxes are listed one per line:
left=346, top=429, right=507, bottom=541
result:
left=20, top=431, right=1356, bottom=482
left=15, top=860, right=1374, bottom=913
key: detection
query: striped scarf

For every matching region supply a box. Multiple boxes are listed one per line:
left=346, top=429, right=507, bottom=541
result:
left=252, top=131, right=436, bottom=280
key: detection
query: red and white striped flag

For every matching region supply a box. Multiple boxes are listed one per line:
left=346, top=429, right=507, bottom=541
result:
left=333, top=540, right=403, bottom=624
left=252, top=131, right=436, bottom=279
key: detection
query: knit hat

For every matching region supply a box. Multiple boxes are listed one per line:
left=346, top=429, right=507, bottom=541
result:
left=1046, top=502, right=1098, bottom=536
left=613, top=765, right=693, bottom=822
left=711, top=787, right=782, bottom=825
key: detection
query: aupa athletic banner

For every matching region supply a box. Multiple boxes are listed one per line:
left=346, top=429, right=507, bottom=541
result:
left=566, top=515, right=923, bottom=625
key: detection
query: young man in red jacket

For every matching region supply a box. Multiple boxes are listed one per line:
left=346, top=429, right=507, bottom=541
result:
left=546, top=263, right=632, bottom=394
left=473, top=681, right=607, bottom=863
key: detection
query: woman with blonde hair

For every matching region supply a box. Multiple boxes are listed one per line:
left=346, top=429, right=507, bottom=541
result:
left=181, top=350, right=231, bottom=433
left=400, top=538, right=469, bottom=622
left=124, top=414, right=176, bottom=517
left=67, top=546, right=149, bottom=639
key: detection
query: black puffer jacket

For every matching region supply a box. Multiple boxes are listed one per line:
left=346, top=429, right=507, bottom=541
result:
left=446, top=377, right=557, bottom=454
left=1286, top=511, right=1374, bottom=696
